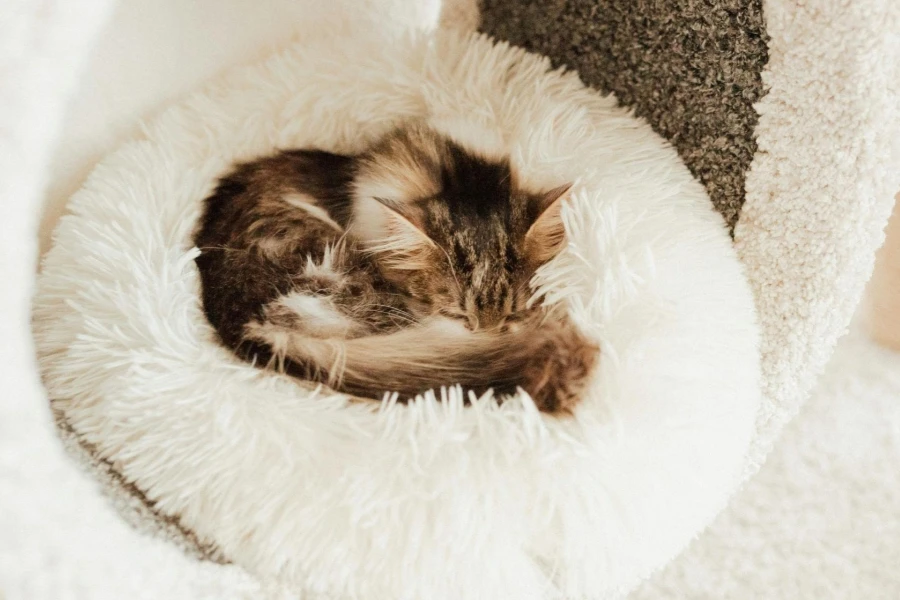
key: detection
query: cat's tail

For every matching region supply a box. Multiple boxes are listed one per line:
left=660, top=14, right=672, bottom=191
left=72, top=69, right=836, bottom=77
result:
left=245, top=315, right=599, bottom=413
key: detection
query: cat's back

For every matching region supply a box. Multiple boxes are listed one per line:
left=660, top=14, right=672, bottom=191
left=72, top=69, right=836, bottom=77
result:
left=193, top=148, right=358, bottom=349
left=195, top=149, right=356, bottom=255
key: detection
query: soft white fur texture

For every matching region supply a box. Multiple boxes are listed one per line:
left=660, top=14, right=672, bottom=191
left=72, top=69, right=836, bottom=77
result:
left=34, top=28, right=759, bottom=600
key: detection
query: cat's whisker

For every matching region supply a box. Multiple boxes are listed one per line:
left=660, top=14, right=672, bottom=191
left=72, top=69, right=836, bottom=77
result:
left=197, top=244, right=254, bottom=255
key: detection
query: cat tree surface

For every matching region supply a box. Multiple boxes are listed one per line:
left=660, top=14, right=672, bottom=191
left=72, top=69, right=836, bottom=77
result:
left=481, top=0, right=768, bottom=231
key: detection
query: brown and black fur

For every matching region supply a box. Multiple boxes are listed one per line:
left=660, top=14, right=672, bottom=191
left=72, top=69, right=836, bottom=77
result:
left=194, top=123, right=598, bottom=412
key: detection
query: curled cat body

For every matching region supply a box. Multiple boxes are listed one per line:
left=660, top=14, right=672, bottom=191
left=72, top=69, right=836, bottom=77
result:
left=194, top=122, right=598, bottom=412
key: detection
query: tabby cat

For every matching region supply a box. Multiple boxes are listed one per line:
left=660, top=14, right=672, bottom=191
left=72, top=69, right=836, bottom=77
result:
left=194, top=123, right=598, bottom=412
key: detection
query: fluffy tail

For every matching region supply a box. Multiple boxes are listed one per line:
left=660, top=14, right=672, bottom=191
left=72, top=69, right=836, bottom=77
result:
left=246, top=315, right=598, bottom=413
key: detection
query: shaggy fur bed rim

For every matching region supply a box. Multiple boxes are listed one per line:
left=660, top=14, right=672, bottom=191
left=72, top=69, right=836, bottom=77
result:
left=33, top=29, right=760, bottom=599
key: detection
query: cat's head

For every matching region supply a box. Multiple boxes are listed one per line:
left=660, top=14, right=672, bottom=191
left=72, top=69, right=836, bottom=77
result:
left=351, top=124, right=572, bottom=332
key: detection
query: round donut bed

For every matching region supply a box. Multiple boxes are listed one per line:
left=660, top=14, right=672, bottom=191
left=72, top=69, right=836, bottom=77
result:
left=34, top=27, right=759, bottom=599
left=11, top=0, right=899, bottom=599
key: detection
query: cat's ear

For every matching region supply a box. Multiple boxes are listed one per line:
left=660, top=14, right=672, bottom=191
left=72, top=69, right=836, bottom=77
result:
left=372, top=197, right=435, bottom=248
left=353, top=196, right=435, bottom=269
left=524, top=183, right=573, bottom=264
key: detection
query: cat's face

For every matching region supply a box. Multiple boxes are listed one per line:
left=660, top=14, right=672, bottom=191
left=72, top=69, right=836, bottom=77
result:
left=351, top=124, right=571, bottom=332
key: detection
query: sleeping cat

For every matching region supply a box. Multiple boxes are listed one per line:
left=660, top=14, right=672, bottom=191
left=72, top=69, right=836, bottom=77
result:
left=194, top=122, right=598, bottom=412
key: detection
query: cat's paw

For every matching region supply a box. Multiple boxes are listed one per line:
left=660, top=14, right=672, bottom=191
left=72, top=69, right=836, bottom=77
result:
left=519, top=327, right=599, bottom=414
left=243, top=320, right=291, bottom=349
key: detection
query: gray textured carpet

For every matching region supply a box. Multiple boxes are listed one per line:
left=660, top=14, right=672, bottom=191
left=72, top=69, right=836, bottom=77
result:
left=479, top=0, right=768, bottom=230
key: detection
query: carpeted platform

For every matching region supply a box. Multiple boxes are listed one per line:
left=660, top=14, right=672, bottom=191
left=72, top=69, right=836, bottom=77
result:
left=480, top=0, right=768, bottom=230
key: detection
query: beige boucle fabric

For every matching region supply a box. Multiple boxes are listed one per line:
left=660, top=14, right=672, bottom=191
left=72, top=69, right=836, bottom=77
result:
left=734, top=0, right=900, bottom=472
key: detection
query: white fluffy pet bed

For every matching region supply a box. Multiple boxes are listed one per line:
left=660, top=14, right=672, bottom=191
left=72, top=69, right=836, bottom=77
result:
left=33, top=27, right=760, bottom=600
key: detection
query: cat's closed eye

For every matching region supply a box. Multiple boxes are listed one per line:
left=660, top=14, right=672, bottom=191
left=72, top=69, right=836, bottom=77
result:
left=439, top=307, right=479, bottom=330
left=443, top=309, right=524, bottom=333
left=501, top=313, right=524, bottom=332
